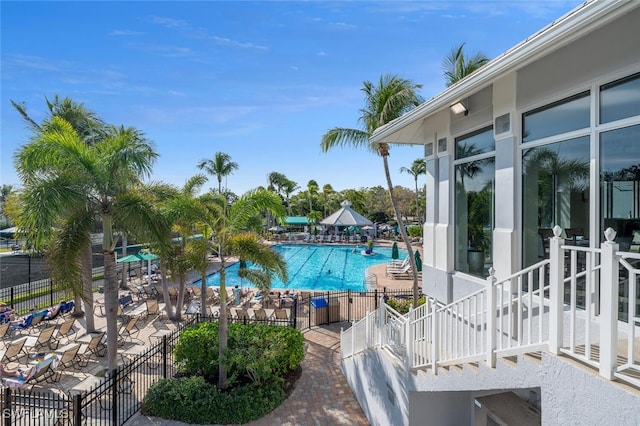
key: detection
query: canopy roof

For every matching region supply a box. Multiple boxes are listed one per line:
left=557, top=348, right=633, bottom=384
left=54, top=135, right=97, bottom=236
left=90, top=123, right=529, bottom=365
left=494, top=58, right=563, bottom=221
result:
left=116, top=251, right=159, bottom=263
left=320, top=201, right=373, bottom=227
left=284, top=216, right=309, bottom=225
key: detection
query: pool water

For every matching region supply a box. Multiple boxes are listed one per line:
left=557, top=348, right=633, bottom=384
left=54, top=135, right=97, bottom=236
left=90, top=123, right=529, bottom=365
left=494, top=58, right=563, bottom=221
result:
left=200, top=244, right=403, bottom=292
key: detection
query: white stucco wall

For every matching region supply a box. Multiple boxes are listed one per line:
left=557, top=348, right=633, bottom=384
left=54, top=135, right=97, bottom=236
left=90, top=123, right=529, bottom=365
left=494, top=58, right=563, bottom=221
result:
left=342, top=347, right=640, bottom=426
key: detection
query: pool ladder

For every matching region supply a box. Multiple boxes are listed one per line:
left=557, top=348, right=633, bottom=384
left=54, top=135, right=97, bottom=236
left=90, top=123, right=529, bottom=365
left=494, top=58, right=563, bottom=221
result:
left=364, top=274, right=377, bottom=289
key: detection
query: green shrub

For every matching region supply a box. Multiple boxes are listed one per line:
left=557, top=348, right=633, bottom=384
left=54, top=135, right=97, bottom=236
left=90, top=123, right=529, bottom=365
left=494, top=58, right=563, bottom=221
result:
left=408, top=225, right=422, bottom=238
left=143, top=361, right=287, bottom=424
left=174, top=322, right=304, bottom=386
left=386, top=296, right=426, bottom=314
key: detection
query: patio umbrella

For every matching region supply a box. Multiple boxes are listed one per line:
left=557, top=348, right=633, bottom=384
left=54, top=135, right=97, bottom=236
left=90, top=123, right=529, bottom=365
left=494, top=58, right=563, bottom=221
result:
left=391, top=242, right=399, bottom=260
left=268, top=225, right=285, bottom=232
left=414, top=250, right=422, bottom=272
left=117, top=251, right=159, bottom=285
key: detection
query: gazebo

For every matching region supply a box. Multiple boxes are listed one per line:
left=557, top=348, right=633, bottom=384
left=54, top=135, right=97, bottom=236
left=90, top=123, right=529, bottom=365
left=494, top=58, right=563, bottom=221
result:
left=321, top=201, right=373, bottom=228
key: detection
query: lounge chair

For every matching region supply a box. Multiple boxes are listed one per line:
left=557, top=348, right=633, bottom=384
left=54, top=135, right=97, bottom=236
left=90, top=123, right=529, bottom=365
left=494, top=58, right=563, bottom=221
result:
left=191, top=286, right=202, bottom=299
left=386, top=257, right=410, bottom=276
left=145, top=299, right=161, bottom=320
left=54, top=317, right=77, bottom=345
left=77, top=332, right=106, bottom=366
left=1, top=354, right=59, bottom=388
left=167, top=287, right=179, bottom=301
left=253, top=309, right=269, bottom=321
left=118, top=317, right=141, bottom=345
left=142, top=285, right=158, bottom=299
left=54, top=342, right=81, bottom=374
left=274, top=309, right=289, bottom=321
left=0, top=338, right=26, bottom=363
left=21, top=325, right=57, bottom=354
left=0, top=322, right=10, bottom=348
left=387, top=262, right=412, bottom=279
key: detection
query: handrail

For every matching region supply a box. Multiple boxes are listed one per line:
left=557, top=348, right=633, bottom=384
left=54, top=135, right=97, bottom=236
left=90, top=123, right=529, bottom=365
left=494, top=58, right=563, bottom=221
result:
left=342, top=226, right=640, bottom=389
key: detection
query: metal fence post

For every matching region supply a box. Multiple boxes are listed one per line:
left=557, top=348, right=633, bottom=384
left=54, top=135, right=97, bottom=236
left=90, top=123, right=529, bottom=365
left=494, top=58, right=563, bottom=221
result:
left=4, top=387, right=11, bottom=426
left=9, top=287, right=14, bottom=310
left=74, top=393, right=82, bottom=426
left=162, top=335, right=168, bottom=379
left=50, top=278, right=54, bottom=306
left=111, top=368, right=118, bottom=426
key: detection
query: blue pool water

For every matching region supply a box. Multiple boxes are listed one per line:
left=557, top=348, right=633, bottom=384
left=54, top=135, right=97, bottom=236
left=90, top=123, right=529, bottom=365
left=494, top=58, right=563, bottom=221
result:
left=199, top=244, right=404, bottom=292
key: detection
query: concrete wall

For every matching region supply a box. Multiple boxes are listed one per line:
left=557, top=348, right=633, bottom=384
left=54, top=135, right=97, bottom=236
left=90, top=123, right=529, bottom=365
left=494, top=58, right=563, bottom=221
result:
left=540, top=354, right=640, bottom=426
left=342, top=347, right=640, bottom=426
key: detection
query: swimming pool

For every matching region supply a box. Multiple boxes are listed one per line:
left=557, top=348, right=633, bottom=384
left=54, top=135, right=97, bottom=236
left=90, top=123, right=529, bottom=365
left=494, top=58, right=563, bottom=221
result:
left=199, top=244, right=404, bottom=292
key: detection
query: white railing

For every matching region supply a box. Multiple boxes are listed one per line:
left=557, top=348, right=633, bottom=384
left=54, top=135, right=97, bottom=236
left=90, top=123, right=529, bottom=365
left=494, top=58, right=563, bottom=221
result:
left=342, top=226, right=640, bottom=389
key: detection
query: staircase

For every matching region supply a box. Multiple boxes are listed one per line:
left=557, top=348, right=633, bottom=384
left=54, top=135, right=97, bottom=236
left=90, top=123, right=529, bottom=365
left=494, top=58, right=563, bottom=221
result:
left=340, top=227, right=640, bottom=425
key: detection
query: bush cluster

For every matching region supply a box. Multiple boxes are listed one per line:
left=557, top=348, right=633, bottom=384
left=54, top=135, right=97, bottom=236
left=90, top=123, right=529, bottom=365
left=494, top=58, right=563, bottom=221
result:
left=143, top=322, right=304, bottom=424
left=386, top=296, right=426, bottom=314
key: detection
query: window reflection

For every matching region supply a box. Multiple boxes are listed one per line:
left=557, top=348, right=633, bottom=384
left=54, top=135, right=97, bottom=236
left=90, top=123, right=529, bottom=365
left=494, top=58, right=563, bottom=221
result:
left=522, top=137, right=590, bottom=267
left=600, top=72, right=640, bottom=124
left=522, top=92, right=590, bottom=143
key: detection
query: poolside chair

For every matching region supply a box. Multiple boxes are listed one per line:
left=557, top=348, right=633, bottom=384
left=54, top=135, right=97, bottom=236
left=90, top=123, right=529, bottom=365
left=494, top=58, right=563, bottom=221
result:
left=253, top=309, right=269, bottom=321
left=22, top=325, right=56, bottom=354
left=77, top=332, right=106, bottom=366
left=145, top=299, right=161, bottom=321
left=387, top=262, right=412, bottom=279
left=118, top=317, right=141, bottom=345
left=0, top=338, right=26, bottom=363
left=1, top=354, right=59, bottom=389
left=386, top=257, right=410, bottom=276
left=191, top=286, right=202, bottom=299
left=54, top=317, right=77, bottom=345
left=167, top=287, right=179, bottom=301
left=275, top=309, right=289, bottom=321
left=142, top=285, right=158, bottom=299
left=0, top=322, right=10, bottom=348
left=54, top=342, right=81, bottom=375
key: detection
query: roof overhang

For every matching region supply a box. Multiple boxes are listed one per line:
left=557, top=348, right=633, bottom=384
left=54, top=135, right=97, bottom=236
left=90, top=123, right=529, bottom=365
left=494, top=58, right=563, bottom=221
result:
left=371, top=0, right=638, bottom=145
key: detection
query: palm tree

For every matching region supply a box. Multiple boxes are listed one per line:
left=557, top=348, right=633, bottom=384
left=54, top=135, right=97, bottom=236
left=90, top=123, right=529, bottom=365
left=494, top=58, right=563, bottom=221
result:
left=307, top=180, right=319, bottom=213
left=321, top=74, right=423, bottom=306
left=320, top=184, right=335, bottom=217
left=0, top=185, right=13, bottom=225
left=442, top=43, right=489, bottom=87
left=14, top=116, right=168, bottom=371
left=210, top=188, right=287, bottom=389
left=156, top=175, right=211, bottom=320
left=282, top=179, right=299, bottom=216
left=11, top=96, right=106, bottom=330
left=197, top=152, right=239, bottom=193
left=400, top=158, right=427, bottom=222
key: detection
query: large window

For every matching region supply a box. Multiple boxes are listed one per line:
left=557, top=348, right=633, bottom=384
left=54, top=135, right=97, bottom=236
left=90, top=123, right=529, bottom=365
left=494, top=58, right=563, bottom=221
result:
left=522, top=137, right=590, bottom=266
left=455, top=127, right=495, bottom=277
left=600, top=72, right=640, bottom=124
left=522, top=92, right=590, bottom=143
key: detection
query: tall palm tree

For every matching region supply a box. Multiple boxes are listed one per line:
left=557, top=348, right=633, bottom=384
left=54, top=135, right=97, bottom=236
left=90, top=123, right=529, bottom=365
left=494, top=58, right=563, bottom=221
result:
left=307, top=180, right=319, bottom=213
left=0, top=185, right=13, bottom=225
left=156, top=175, right=211, bottom=320
left=14, top=116, right=168, bottom=371
left=400, top=158, right=427, bottom=222
left=282, top=179, right=299, bottom=216
left=320, top=184, right=335, bottom=217
left=197, top=152, right=239, bottom=193
left=321, top=74, right=423, bottom=306
left=442, top=43, right=489, bottom=87
left=11, top=96, right=106, bottom=330
left=209, top=188, right=287, bottom=389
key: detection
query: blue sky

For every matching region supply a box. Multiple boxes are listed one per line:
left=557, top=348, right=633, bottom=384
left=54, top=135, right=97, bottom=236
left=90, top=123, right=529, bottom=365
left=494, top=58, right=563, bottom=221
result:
left=1, top=1, right=582, bottom=196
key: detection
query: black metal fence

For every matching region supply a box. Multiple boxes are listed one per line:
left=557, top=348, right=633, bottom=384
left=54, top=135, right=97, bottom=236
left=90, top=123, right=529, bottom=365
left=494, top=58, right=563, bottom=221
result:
left=0, top=288, right=413, bottom=425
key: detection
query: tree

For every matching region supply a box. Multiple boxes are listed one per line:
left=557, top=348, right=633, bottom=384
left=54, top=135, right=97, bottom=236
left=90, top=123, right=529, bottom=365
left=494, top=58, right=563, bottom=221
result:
left=14, top=116, right=168, bottom=371
left=197, top=152, right=239, bottom=194
left=11, top=96, right=107, bottom=330
left=400, top=158, right=426, bottom=222
left=442, top=42, right=489, bottom=87
left=321, top=74, right=423, bottom=306
left=0, top=185, right=14, bottom=226
left=307, top=180, right=319, bottom=213
left=282, top=179, right=299, bottom=216
left=210, top=188, right=287, bottom=389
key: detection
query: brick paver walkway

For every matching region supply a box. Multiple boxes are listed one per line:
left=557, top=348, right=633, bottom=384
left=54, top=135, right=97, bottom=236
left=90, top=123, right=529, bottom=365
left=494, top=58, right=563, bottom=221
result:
left=125, top=323, right=370, bottom=426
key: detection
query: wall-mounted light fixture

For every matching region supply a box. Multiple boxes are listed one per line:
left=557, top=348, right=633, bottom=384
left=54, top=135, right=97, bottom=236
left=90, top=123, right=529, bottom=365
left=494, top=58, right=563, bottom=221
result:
left=450, top=101, right=468, bottom=116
